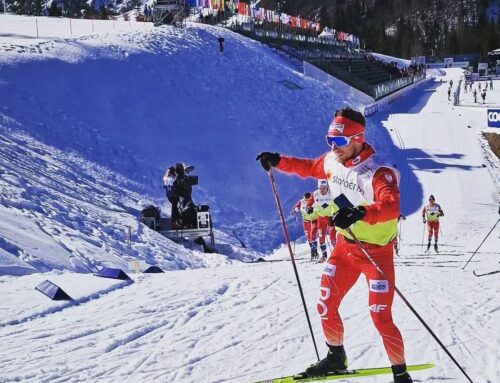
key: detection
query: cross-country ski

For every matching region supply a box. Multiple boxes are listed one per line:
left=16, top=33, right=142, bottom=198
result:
left=255, top=363, right=435, bottom=383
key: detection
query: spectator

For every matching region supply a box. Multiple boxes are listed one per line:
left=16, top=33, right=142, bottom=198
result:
left=490, top=79, right=493, bottom=90
left=481, top=90, right=486, bottom=104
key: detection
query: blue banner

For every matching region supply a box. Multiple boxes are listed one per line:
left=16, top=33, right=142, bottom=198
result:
left=487, top=109, right=500, bottom=128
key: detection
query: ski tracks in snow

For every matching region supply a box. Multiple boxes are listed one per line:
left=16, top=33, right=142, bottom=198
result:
left=396, top=256, right=499, bottom=382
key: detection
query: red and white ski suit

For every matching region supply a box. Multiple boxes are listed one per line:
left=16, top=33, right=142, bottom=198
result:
left=422, top=203, right=443, bottom=241
left=276, top=143, right=407, bottom=366
left=293, top=197, right=317, bottom=242
left=313, top=188, right=337, bottom=246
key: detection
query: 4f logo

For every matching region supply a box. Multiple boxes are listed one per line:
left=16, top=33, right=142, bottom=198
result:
left=369, top=304, right=387, bottom=313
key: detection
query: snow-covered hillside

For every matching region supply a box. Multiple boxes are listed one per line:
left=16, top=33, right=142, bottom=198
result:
left=0, top=15, right=499, bottom=383
left=0, top=16, right=374, bottom=261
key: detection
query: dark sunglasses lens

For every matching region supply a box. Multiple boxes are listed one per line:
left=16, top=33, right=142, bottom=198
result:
left=326, top=136, right=349, bottom=147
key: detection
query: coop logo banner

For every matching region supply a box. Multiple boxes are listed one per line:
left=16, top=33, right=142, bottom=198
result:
left=488, top=109, right=500, bottom=128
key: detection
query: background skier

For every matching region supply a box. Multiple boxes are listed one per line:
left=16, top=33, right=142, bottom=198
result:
left=422, top=195, right=444, bottom=252
left=313, top=179, right=336, bottom=262
left=291, top=192, right=319, bottom=261
left=256, top=107, right=412, bottom=383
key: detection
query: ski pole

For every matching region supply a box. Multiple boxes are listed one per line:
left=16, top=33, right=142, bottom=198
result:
left=462, top=217, right=500, bottom=270
left=266, top=169, right=320, bottom=361
left=293, top=214, right=298, bottom=255
left=326, top=232, right=332, bottom=253
left=421, top=222, right=426, bottom=251
left=346, top=228, right=476, bottom=383
left=395, top=217, right=403, bottom=256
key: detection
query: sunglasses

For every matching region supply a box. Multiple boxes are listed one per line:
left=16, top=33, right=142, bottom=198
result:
left=325, top=134, right=361, bottom=148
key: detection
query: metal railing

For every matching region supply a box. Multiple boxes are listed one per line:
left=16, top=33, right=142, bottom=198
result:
left=228, top=21, right=362, bottom=61
left=309, top=59, right=426, bottom=99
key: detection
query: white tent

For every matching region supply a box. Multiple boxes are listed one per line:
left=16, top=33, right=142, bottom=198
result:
left=318, top=27, right=335, bottom=39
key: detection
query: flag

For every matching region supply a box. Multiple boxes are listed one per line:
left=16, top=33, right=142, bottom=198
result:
left=237, top=2, right=246, bottom=15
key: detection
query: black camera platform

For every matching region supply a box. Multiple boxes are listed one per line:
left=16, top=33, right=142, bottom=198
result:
left=140, top=205, right=215, bottom=253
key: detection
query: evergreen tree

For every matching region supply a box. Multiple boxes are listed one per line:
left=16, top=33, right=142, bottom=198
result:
left=319, top=5, right=328, bottom=31
left=48, top=0, right=61, bottom=16
left=99, top=3, right=108, bottom=19
left=481, top=18, right=497, bottom=55
left=445, top=28, right=460, bottom=55
left=66, top=0, right=84, bottom=17
left=33, top=0, right=42, bottom=15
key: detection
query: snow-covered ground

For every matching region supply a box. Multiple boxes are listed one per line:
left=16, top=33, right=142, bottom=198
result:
left=0, top=14, right=152, bottom=41
left=460, top=80, right=500, bottom=108
left=0, top=15, right=499, bottom=383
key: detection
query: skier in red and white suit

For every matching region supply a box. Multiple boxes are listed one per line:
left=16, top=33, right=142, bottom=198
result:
left=291, top=192, right=319, bottom=260
left=313, top=179, right=337, bottom=262
left=422, top=195, right=444, bottom=252
left=256, top=108, right=412, bottom=383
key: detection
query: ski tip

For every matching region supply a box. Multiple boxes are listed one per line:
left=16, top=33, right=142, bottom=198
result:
left=407, top=362, right=436, bottom=371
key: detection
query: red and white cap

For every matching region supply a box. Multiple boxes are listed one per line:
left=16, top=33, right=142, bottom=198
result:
left=327, top=116, right=365, bottom=140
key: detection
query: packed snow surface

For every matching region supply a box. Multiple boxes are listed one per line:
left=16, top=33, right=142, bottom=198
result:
left=0, top=15, right=499, bottom=383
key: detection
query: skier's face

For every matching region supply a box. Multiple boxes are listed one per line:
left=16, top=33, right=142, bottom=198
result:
left=332, top=140, right=357, bottom=164
left=429, top=198, right=435, bottom=205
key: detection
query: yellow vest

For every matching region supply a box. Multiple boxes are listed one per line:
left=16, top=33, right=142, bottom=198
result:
left=298, top=199, right=316, bottom=221
left=324, top=152, right=399, bottom=246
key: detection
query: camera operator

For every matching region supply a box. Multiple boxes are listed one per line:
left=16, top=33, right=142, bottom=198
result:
left=163, top=166, right=181, bottom=227
left=164, top=163, right=198, bottom=229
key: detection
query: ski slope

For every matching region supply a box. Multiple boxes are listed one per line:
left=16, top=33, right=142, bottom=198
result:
left=1, top=15, right=499, bottom=383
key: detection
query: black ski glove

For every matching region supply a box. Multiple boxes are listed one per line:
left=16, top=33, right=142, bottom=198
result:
left=422, top=217, right=426, bottom=224
left=306, top=206, right=314, bottom=214
left=330, top=207, right=366, bottom=229
left=256, top=152, right=281, bottom=171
